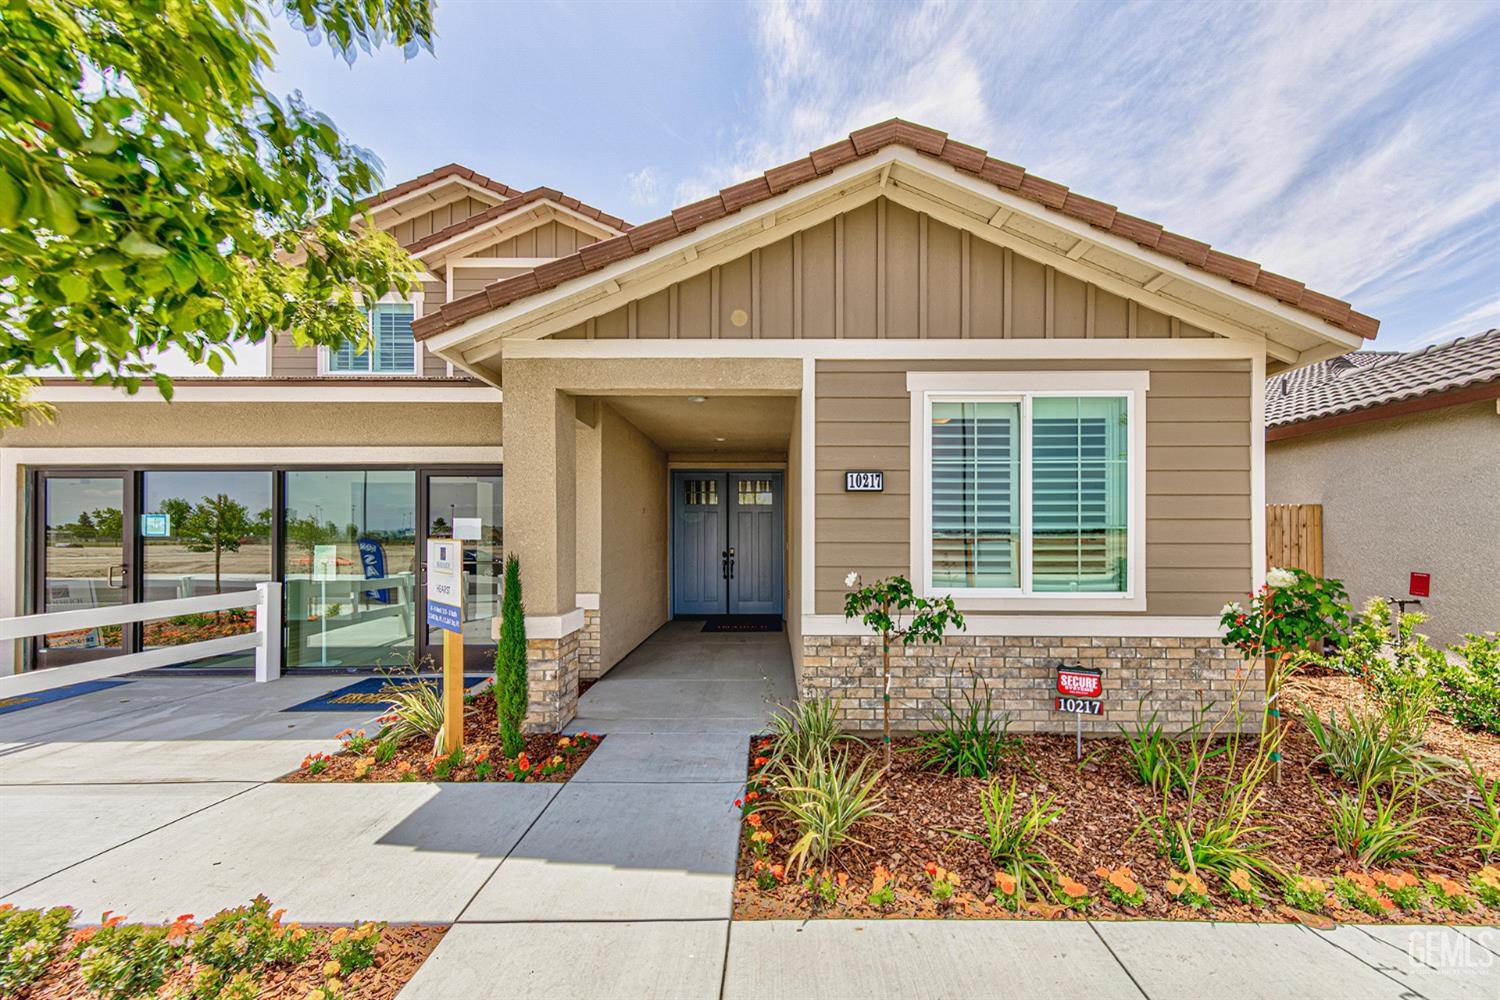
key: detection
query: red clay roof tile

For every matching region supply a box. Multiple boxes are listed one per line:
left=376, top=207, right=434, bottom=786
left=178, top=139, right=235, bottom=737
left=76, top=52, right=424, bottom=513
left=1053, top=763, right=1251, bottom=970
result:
left=411, top=119, right=1378, bottom=342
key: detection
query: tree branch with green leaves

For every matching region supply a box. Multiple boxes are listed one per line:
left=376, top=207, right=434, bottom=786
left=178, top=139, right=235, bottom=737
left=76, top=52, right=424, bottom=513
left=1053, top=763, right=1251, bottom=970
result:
left=0, top=0, right=435, bottom=414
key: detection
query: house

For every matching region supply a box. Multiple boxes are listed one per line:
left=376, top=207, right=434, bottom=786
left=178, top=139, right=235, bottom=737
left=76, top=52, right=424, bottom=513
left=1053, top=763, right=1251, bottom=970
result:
left=1266, top=330, right=1500, bottom=642
left=3, top=120, right=1380, bottom=733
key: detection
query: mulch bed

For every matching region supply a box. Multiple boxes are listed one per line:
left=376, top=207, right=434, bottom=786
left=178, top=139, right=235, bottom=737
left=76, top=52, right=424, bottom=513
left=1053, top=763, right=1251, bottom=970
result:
left=733, top=673, right=1498, bottom=924
left=279, top=690, right=603, bottom=783
left=18, top=924, right=446, bottom=1000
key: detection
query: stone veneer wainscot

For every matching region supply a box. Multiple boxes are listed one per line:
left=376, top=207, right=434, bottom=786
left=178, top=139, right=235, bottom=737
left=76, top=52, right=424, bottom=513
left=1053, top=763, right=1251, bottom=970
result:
left=799, top=634, right=1262, bottom=734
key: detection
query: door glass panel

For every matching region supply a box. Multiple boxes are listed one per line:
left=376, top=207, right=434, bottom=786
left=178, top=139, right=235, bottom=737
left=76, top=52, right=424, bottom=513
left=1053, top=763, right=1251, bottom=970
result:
left=140, top=471, right=273, bottom=664
left=684, top=479, right=718, bottom=506
left=283, top=470, right=416, bottom=669
left=737, top=479, right=774, bottom=505
left=41, top=476, right=125, bottom=653
left=425, top=475, right=503, bottom=648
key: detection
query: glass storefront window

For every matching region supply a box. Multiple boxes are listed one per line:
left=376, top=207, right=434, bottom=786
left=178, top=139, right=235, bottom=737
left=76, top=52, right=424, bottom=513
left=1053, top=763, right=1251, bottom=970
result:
left=141, top=471, right=274, bottom=662
left=425, top=475, right=503, bottom=650
left=40, top=475, right=126, bottom=657
left=283, top=470, right=417, bottom=669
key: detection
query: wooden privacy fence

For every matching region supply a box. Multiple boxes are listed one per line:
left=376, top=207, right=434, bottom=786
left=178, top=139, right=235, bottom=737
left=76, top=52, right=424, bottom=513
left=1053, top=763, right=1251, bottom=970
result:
left=1266, top=503, right=1323, bottom=575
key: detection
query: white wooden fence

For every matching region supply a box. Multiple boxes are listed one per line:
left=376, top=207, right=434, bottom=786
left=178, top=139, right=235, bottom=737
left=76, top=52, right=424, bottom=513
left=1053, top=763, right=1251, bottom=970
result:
left=0, top=583, right=281, bottom=697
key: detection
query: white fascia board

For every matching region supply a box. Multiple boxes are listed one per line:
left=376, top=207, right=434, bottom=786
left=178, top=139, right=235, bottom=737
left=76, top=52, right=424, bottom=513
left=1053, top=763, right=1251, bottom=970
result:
left=883, top=148, right=1366, bottom=353
left=36, top=384, right=503, bottom=403
left=371, top=176, right=506, bottom=219
left=498, top=338, right=1259, bottom=361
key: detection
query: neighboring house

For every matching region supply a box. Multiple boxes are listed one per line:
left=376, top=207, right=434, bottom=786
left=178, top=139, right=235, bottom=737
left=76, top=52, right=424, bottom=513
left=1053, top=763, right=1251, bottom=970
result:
left=5, top=120, right=1381, bottom=734
left=1266, top=330, right=1500, bottom=642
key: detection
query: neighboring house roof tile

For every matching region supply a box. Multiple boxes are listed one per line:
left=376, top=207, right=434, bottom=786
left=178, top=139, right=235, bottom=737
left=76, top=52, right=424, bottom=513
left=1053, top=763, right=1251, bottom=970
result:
left=403, top=186, right=631, bottom=255
left=1265, top=328, right=1500, bottom=428
left=412, top=119, right=1380, bottom=341
left=365, top=163, right=522, bottom=206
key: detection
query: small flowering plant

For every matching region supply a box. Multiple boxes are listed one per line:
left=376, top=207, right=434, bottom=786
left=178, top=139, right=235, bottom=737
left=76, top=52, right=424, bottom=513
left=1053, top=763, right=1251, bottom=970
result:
left=473, top=749, right=494, bottom=781
left=991, top=869, right=1022, bottom=912
left=803, top=870, right=841, bottom=908
left=866, top=865, right=897, bottom=909
left=1334, top=871, right=1396, bottom=917
left=1372, top=870, right=1425, bottom=912
left=328, top=921, right=384, bottom=974
left=300, top=752, right=333, bottom=776
left=1219, top=568, right=1350, bottom=663
left=1426, top=875, right=1473, bottom=913
left=1224, top=868, right=1263, bottom=906
left=925, top=862, right=961, bottom=904
left=1054, top=874, right=1092, bottom=912
left=751, top=859, right=785, bottom=891
left=1165, top=870, right=1211, bottom=909
left=335, top=727, right=371, bottom=754
left=1282, top=874, right=1329, bottom=913
left=1470, top=866, right=1500, bottom=907
left=1095, top=865, right=1145, bottom=908
left=395, top=760, right=417, bottom=782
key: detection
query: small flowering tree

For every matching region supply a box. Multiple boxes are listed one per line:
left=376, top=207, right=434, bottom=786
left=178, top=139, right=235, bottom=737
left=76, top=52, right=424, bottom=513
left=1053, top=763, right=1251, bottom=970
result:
left=1219, top=566, right=1350, bottom=782
left=843, top=572, right=964, bottom=765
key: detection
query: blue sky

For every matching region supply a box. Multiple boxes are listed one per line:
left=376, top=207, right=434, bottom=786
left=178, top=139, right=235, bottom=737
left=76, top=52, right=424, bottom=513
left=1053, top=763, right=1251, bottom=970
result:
left=258, top=0, right=1499, bottom=357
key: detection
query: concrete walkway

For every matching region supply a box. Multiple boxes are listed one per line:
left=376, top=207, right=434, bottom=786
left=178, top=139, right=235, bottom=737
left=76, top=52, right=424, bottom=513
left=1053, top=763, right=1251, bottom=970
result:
left=567, top=619, right=796, bottom=734
left=3, top=668, right=1496, bottom=999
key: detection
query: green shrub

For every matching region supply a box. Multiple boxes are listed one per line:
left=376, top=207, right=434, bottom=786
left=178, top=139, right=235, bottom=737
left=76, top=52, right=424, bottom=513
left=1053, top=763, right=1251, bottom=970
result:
left=906, top=680, right=1017, bottom=778
left=328, top=922, right=384, bottom=974
left=1437, top=633, right=1500, bottom=733
left=766, top=696, right=847, bottom=772
left=769, top=749, right=886, bottom=875
left=1463, top=756, right=1500, bottom=860
left=1120, top=707, right=1184, bottom=794
left=0, top=904, right=74, bottom=994
left=948, top=776, right=1064, bottom=904
left=189, top=895, right=313, bottom=997
left=1299, top=704, right=1435, bottom=787
left=73, top=919, right=188, bottom=1000
left=1324, top=777, right=1430, bottom=868
left=496, top=554, right=528, bottom=758
left=1281, top=874, right=1329, bottom=912
left=1333, top=873, right=1393, bottom=917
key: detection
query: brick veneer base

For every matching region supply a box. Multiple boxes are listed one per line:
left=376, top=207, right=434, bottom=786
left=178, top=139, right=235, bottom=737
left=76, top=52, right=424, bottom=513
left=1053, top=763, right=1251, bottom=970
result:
left=525, top=631, right=580, bottom=733
left=799, top=634, right=1262, bottom=734
left=577, top=609, right=603, bottom=680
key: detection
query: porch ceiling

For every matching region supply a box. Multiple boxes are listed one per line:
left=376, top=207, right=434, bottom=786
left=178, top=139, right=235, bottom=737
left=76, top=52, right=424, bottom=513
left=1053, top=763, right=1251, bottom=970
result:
left=596, top=395, right=794, bottom=454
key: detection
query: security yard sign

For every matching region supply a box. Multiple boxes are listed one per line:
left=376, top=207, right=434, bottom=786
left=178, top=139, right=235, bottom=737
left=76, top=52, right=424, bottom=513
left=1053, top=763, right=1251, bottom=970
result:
left=1055, top=664, right=1104, bottom=758
left=425, top=538, right=464, bottom=633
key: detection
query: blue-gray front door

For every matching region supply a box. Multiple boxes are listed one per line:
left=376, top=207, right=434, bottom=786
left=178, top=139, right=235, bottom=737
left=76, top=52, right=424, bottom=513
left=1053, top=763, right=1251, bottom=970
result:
left=671, top=471, right=784, bottom=616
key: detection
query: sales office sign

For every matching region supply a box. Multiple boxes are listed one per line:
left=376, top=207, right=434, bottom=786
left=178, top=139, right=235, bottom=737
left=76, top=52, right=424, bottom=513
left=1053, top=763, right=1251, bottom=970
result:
left=1055, top=664, right=1103, bottom=715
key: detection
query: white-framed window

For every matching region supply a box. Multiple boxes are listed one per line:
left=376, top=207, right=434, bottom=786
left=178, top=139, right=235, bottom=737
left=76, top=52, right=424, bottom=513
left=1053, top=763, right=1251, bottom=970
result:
left=908, top=371, right=1148, bottom=611
left=320, top=297, right=421, bottom=375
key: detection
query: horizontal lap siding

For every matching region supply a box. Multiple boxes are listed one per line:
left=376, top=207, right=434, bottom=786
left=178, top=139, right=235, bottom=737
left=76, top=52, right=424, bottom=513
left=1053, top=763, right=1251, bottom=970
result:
left=814, top=359, right=1252, bottom=615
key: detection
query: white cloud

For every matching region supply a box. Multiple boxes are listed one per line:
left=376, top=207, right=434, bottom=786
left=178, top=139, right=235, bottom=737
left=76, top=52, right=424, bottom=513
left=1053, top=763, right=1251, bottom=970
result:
left=626, top=165, right=664, bottom=208
left=672, top=0, right=1500, bottom=350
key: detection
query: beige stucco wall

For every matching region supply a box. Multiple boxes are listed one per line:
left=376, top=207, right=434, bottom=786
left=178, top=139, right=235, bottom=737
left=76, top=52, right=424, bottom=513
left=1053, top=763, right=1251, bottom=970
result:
left=575, top=408, right=603, bottom=594
left=2, top=401, right=502, bottom=447
left=598, top=404, right=670, bottom=670
left=815, top=358, right=1253, bottom=616
left=1267, top=400, right=1500, bottom=642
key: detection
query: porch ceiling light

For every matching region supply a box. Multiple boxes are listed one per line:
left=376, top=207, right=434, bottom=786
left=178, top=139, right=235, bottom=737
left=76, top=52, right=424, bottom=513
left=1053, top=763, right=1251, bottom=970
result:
left=688, top=395, right=707, bottom=403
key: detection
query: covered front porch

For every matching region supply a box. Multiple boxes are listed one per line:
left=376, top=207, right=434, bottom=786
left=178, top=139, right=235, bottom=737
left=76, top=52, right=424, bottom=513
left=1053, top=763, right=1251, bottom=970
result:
left=499, top=355, right=807, bottom=733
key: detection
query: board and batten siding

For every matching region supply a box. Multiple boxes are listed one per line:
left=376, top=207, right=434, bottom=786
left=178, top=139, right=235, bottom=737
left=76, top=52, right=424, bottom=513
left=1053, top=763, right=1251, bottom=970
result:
left=269, top=279, right=449, bottom=377
left=813, top=358, right=1252, bottom=616
left=469, top=219, right=598, bottom=259
left=384, top=196, right=499, bottom=247
left=552, top=197, right=1216, bottom=342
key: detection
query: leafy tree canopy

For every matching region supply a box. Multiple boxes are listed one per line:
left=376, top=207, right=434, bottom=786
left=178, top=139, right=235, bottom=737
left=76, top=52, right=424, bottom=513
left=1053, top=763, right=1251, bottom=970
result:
left=0, top=0, right=434, bottom=409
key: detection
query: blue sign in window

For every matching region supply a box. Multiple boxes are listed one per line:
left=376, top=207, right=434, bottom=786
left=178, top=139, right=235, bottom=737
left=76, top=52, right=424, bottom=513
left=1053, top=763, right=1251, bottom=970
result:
left=140, top=513, right=171, bottom=538
left=427, top=600, right=462, bottom=632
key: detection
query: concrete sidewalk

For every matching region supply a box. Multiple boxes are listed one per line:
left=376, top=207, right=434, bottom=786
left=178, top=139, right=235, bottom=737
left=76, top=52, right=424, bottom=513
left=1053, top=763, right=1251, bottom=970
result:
left=3, top=673, right=1496, bottom=999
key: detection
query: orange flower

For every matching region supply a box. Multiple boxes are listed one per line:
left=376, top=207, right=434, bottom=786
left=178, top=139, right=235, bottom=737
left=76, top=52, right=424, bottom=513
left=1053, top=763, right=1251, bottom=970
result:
left=753, top=858, right=766, bottom=872
left=993, top=871, right=1017, bottom=895
left=746, top=812, right=763, bottom=828
left=754, top=756, right=769, bottom=768
left=330, top=927, right=348, bottom=944
left=101, top=910, right=125, bottom=927
left=475, top=750, right=489, bottom=763
left=837, top=872, right=849, bottom=888
left=770, top=864, right=784, bottom=879
left=517, top=752, right=531, bottom=770
left=1228, top=869, right=1254, bottom=893
left=1059, top=877, right=1089, bottom=898
left=925, top=861, right=939, bottom=878
left=1108, top=868, right=1139, bottom=894
left=396, top=760, right=412, bottom=773
left=745, top=791, right=760, bottom=802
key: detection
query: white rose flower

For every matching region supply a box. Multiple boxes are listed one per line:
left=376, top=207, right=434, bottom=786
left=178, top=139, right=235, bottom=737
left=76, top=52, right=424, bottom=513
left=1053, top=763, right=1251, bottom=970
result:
left=1221, top=601, right=1242, bottom=617
left=844, top=571, right=862, bottom=588
left=1266, top=567, right=1297, bottom=589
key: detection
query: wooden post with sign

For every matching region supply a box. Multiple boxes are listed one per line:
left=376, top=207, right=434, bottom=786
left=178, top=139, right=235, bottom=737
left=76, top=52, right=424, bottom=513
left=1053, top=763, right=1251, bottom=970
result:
left=426, top=539, right=466, bottom=755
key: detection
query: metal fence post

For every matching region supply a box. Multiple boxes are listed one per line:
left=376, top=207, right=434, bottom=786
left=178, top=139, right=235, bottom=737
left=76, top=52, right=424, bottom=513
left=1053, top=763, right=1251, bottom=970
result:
left=255, top=581, right=283, bottom=682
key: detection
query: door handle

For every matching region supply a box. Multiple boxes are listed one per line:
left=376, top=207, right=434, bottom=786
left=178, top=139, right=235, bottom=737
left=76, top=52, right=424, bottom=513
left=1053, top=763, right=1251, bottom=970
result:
left=727, top=547, right=736, bottom=581
left=107, top=564, right=121, bottom=589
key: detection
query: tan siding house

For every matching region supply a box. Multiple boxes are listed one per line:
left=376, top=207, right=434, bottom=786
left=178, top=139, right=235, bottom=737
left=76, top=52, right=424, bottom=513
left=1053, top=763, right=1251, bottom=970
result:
left=9, top=121, right=1377, bottom=737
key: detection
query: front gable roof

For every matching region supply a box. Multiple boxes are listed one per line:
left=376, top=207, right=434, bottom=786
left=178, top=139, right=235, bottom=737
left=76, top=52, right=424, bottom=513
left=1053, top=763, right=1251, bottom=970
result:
left=414, top=120, right=1379, bottom=348
left=407, top=186, right=631, bottom=261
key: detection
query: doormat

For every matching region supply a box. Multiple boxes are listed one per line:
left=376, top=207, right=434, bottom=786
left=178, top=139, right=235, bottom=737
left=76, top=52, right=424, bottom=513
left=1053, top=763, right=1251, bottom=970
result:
left=702, top=615, right=784, bottom=633
left=283, top=675, right=489, bottom=713
left=0, top=678, right=130, bottom=716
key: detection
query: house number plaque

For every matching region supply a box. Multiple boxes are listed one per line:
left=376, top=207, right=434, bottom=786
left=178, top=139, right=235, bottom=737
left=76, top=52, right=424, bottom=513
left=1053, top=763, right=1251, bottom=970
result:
left=844, top=471, right=884, bottom=492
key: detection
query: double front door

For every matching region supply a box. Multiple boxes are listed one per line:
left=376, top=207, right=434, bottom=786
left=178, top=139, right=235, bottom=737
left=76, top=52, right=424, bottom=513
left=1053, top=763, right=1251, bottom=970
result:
left=671, top=471, right=784, bottom=616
